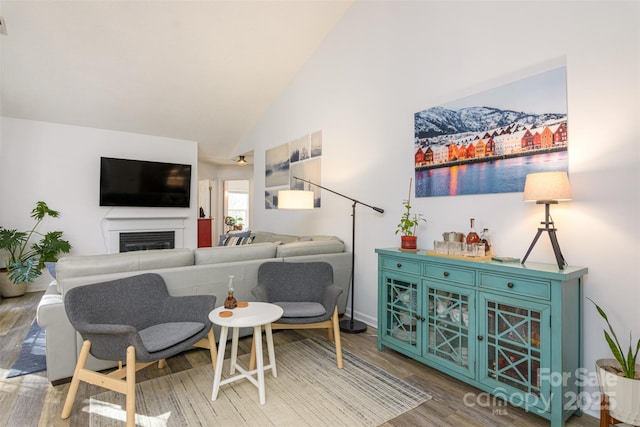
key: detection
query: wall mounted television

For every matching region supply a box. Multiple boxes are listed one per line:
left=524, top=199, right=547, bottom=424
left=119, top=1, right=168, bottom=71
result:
left=99, top=157, right=192, bottom=208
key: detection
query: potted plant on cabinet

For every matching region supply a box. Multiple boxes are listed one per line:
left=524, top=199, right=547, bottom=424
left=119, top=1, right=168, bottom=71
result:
left=395, top=178, right=426, bottom=251
left=589, top=298, right=640, bottom=426
left=0, top=201, right=72, bottom=297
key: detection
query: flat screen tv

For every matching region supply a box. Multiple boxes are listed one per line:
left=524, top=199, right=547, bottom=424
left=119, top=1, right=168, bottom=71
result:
left=100, top=157, right=192, bottom=208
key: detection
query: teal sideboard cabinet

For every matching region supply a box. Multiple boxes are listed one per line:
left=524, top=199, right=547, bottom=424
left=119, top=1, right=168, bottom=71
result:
left=375, top=248, right=588, bottom=427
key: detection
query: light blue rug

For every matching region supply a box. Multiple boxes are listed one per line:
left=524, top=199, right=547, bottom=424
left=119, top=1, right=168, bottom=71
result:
left=6, top=320, right=47, bottom=378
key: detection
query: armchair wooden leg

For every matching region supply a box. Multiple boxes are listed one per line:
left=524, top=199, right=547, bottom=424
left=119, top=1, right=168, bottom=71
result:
left=157, top=359, right=167, bottom=369
left=331, top=307, right=343, bottom=369
left=61, top=340, right=92, bottom=419
left=126, top=346, right=136, bottom=427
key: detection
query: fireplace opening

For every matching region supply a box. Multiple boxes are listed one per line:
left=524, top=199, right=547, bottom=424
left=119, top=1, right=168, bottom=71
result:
left=119, top=231, right=175, bottom=253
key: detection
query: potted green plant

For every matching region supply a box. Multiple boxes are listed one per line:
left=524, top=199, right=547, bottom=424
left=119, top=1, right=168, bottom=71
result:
left=234, top=217, right=244, bottom=231
left=0, top=201, right=72, bottom=297
left=395, top=178, right=426, bottom=251
left=589, top=298, right=640, bottom=425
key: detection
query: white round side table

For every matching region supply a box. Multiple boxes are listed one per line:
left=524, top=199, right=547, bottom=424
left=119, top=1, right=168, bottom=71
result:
left=209, top=302, right=283, bottom=405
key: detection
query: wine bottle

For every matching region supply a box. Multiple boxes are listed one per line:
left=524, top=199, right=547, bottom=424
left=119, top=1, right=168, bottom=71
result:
left=466, top=218, right=480, bottom=245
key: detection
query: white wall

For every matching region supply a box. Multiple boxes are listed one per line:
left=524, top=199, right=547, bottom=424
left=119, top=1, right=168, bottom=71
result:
left=238, top=1, right=639, bottom=416
left=0, top=118, right=199, bottom=272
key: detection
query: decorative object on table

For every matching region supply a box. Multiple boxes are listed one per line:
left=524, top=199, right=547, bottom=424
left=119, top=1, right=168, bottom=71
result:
left=277, top=178, right=384, bottom=334
left=480, top=228, right=492, bottom=255
left=465, top=218, right=480, bottom=245
left=396, top=178, right=426, bottom=251
left=224, top=275, right=237, bottom=309
left=442, top=231, right=464, bottom=242
left=0, top=201, right=72, bottom=297
left=521, top=171, right=572, bottom=269
left=491, top=256, right=520, bottom=263
left=589, top=298, right=640, bottom=426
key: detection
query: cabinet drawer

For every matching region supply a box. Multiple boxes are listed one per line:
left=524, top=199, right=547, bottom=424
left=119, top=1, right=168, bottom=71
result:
left=479, top=273, right=550, bottom=300
left=424, top=263, right=475, bottom=285
left=381, top=257, right=422, bottom=275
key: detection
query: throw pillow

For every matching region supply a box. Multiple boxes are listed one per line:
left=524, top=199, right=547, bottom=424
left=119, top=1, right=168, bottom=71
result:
left=217, top=230, right=251, bottom=246
left=44, top=261, right=57, bottom=279
left=223, top=235, right=254, bottom=246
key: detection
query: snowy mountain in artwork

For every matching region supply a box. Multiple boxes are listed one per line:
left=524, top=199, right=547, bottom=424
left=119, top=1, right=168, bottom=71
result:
left=414, top=106, right=566, bottom=143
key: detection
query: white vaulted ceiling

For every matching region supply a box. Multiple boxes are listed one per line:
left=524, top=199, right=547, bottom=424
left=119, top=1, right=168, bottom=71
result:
left=0, top=1, right=352, bottom=164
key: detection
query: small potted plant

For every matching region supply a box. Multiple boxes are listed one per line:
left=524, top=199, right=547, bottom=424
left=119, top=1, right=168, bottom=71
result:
left=234, top=217, right=244, bottom=231
left=589, top=298, right=640, bottom=425
left=0, top=201, right=72, bottom=297
left=395, top=178, right=426, bottom=251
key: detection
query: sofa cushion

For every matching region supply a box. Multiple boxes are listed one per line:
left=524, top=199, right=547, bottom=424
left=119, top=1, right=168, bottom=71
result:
left=276, top=240, right=345, bottom=257
left=139, top=322, right=205, bottom=353
left=55, top=249, right=195, bottom=293
left=275, top=302, right=326, bottom=318
left=250, top=231, right=299, bottom=244
left=194, top=242, right=277, bottom=265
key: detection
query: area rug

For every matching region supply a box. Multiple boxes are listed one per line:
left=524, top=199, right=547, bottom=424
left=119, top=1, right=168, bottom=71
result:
left=90, top=337, right=431, bottom=426
left=6, top=320, right=47, bottom=378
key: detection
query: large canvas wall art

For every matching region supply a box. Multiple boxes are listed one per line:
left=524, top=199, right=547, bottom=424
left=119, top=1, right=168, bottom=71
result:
left=414, top=66, right=568, bottom=197
left=265, top=130, right=323, bottom=209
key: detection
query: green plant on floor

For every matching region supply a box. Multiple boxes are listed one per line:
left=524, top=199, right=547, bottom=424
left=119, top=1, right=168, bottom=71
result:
left=0, top=201, right=72, bottom=284
left=589, top=298, right=639, bottom=379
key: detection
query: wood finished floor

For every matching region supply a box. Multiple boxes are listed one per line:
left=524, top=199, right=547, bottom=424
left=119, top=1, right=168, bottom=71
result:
left=0, top=291, right=600, bottom=427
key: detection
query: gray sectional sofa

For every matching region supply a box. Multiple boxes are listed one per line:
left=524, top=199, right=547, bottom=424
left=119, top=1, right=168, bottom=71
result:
left=36, top=231, right=351, bottom=383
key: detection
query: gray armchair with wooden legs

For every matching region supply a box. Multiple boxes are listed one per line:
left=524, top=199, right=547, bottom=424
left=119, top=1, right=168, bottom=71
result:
left=61, top=273, right=217, bottom=427
left=250, top=261, right=343, bottom=369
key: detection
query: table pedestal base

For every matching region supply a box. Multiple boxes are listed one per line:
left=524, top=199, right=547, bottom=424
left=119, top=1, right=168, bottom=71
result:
left=211, top=323, right=277, bottom=405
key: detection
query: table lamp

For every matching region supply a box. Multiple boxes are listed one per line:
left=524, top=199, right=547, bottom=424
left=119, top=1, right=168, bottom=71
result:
left=521, top=171, right=572, bottom=269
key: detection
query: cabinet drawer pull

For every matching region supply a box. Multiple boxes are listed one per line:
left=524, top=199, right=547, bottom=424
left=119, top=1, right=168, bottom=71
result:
left=397, top=263, right=402, bottom=268
left=477, top=335, right=484, bottom=341
left=507, top=282, right=514, bottom=288
left=443, top=271, right=449, bottom=277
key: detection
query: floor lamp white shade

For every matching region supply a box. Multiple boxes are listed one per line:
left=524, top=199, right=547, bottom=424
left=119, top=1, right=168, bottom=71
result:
left=277, top=190, right=314, bottom=210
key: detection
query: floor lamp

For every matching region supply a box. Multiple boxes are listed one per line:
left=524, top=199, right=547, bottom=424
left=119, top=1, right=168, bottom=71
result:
left=521, top=171, right=572, bottom=270
left=278, top=176, right=384, bottom=333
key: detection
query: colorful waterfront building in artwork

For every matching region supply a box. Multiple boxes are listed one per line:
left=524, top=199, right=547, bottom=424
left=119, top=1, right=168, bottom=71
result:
left=414, top=119, right=568, bottom=169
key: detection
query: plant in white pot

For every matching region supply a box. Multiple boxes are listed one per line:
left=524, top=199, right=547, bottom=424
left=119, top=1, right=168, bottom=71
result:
left=395, top=178, right=426, bottom=251
left=589, top=298, right=640, bottom=425
left=0, top=201, right=72, bottom=297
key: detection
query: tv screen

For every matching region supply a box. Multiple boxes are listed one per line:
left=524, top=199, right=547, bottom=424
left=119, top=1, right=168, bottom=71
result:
left=100, top=157, right=192, bottom=208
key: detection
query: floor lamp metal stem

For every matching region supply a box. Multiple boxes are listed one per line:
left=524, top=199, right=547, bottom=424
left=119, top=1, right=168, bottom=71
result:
left=293, top=176, right=384, bottom=333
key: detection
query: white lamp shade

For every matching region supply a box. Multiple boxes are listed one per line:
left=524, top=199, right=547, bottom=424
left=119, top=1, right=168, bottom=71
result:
left=523, top=171, right=572, bottom=202
left=278, top=190, right=314, bottom=209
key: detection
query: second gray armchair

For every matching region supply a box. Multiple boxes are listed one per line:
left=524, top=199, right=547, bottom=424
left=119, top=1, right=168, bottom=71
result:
left=251, top=261, right=343, bottom=368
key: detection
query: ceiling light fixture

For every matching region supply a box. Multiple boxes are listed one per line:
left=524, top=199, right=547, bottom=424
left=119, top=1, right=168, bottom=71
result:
left=236, top=155, right=247, bottom=166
